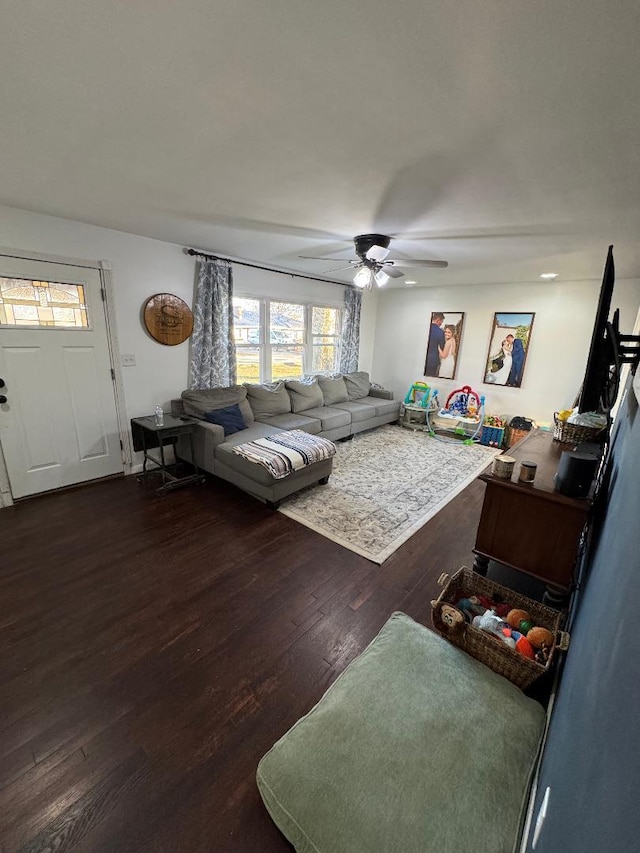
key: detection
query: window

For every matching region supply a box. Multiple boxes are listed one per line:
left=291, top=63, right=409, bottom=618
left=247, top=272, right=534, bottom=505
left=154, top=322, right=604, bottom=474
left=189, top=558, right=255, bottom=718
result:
left=232, top=297, right=341, bottom=383
left=0, top=278, right=89, bottom=328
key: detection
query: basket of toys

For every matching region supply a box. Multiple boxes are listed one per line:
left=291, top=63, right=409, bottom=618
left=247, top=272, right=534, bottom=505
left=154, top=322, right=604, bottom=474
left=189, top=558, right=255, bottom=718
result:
left=553, top=410, right=607, bottom=444
left=505, top=416, right=535, bottom=448
left=431, top=566, right=568, bottom=690
left=480, top=415, right=506, bottom=448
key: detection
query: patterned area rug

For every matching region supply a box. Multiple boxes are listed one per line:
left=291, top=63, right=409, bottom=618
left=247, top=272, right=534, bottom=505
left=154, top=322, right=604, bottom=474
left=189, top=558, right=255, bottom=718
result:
left=279, top=425, right=501, bottom=563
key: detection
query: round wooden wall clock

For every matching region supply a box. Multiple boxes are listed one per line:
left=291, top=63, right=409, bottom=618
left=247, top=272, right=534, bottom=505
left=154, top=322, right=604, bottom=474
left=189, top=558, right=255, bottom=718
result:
left=143, top=293, right=194, bottom=346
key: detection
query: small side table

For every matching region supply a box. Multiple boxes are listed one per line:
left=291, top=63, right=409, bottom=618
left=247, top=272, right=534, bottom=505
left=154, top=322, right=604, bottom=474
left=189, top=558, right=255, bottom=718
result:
left=130, top=414, right=205, bottom=494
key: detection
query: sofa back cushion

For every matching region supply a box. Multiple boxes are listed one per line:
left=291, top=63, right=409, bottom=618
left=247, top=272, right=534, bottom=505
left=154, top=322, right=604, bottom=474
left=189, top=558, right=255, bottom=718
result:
left=204, top=403, right=247, bottom=436
left=317, top=375, right=349, bottom=406
left=285, top=379, right=324, bottom=413
left=344, top=371, right=371, bottom=401
left=181, top=386, right=255, bottom=423
left=244, top=381, right=291, bottom=418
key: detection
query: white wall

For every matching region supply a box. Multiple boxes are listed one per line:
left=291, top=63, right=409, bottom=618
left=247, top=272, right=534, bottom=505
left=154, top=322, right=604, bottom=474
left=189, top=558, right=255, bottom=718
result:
left=0, top=205, right=370, bottom=427
left=371, top=279, right=640, bottom=423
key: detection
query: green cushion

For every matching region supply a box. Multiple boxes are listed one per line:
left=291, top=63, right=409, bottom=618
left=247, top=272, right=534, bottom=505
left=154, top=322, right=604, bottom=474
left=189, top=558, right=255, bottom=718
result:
left=257, top=612, right=544, bottom=853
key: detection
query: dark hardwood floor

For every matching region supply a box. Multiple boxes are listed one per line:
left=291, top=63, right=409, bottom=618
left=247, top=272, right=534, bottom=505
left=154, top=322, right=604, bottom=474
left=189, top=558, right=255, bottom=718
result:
left=0, top=471, right=485, bottom=852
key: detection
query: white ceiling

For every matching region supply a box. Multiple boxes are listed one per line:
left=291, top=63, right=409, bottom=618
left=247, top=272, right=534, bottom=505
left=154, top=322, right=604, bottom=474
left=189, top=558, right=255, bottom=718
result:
left=2, top=0, right=640, bottom=287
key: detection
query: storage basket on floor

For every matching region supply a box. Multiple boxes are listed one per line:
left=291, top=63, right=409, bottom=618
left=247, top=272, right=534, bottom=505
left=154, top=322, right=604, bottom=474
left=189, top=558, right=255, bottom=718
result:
left=431, top=566, right=568, bottom=689
left=552, top=412, right=605, bottom=444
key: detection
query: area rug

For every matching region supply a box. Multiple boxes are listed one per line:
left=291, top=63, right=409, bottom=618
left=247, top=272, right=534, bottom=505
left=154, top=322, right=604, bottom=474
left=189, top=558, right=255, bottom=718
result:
left=279, top=425, right=501, bottom=563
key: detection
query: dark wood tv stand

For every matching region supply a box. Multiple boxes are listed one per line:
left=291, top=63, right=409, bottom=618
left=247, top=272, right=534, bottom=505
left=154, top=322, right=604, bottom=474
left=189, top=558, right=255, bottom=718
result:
left=473, top=430, right=591, bottom=604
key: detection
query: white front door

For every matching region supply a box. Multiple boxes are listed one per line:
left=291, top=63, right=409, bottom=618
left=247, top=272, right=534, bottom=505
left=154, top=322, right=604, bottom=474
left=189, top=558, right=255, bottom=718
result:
left=0, top=257, right=123, bottom=499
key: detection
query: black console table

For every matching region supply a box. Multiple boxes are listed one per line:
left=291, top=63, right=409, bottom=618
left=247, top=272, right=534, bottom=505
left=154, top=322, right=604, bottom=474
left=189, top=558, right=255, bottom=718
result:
left=130, top=414, right=205, bottom=494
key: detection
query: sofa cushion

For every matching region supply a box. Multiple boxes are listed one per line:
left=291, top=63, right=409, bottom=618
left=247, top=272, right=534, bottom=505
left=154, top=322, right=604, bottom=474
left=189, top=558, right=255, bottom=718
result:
left=332, top=400, right=373, bottom=424
left=181, top=386, right=254, bottom=424
left=257, top=612, right=545, bottom=853
left=353, top=396, right=400, bottom=418
left=255, top=413, right=322, bottom=435
left=245, top=381, right=291, bottom=418
left=317, top=375, right=349, bottom=406
left=344, top=371, right=371, bottom=400
left=299, top=406, right=351, bottom=431
left=204, top=403, right=247, bottom=436
left=285, top=379, right=324, bottom=413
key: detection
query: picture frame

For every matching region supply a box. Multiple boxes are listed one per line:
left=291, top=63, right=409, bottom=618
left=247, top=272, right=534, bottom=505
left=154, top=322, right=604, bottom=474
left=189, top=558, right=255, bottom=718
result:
left=483, top=312, right=535, bottom=388
left=424, top=312, right=465, bottom=380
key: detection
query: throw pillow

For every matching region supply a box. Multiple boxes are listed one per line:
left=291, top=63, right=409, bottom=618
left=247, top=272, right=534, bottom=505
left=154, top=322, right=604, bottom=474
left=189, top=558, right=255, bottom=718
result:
left=244, top=381, right=291, bottom=418
left=317, top=375, right=349, bottom=406
left=181, top=386, right=255, bottom=424
left=285, top=379, right=324, bottom=413
left=204, top=403, right=247, bottom=436
left=343, top=371, right=371, bottom=401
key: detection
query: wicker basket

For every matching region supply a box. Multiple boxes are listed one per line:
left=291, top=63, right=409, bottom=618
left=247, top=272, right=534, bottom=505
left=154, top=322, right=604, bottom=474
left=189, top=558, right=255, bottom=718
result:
left=431, top=566, right=568, bottom=689
left=505, top=426, right=530, bottom=448
left=553, top=413, right=605, bottom=444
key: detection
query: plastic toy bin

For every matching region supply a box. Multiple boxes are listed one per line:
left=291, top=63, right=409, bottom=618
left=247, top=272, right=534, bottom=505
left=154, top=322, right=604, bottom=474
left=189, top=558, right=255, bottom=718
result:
left=480, top=425, right=505, bottom=447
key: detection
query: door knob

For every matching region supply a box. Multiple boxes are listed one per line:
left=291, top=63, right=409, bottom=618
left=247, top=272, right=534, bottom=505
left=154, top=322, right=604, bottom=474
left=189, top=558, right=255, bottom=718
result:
left=0, top=396, right=6, bottom=404
left=0, top=378, right=4, bottom=388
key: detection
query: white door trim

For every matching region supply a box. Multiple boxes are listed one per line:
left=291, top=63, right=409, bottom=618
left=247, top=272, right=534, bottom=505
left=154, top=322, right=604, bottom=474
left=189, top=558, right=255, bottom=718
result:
left=0, top=247, right=132, bottom=507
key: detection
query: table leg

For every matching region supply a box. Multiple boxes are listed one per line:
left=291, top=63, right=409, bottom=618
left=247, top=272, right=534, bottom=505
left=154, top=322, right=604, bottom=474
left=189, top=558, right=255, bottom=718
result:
left=472, top=552, right=489, bottom=576
left=159, top=437, right=167, bottom=486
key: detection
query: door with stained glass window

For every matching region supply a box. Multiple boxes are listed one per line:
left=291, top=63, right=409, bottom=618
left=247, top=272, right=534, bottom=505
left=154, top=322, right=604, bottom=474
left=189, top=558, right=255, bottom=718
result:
left=0, top=257, right=123, bottom=498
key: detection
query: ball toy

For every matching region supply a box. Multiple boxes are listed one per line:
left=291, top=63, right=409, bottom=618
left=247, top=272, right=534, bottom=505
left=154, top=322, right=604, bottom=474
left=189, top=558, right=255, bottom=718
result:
left=519, top=619, right=534, bottom=634
left=506, top=609, right=531, bottom=630
left=527, top=627, right=555, bottom=650
left=515, top=636, right=536, bottom=659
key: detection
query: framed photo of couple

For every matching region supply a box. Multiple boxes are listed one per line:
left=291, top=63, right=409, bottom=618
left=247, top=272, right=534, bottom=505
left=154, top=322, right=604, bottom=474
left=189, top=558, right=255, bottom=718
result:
left=484, top=312, right=535, bottom=388
left=424, top=312, right=465, bottom=380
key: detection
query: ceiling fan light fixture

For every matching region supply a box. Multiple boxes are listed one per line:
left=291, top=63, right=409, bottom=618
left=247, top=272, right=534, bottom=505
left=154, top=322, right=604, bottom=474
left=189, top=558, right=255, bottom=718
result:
left=366, top=245, right=391, bottom=262
left=374, top=269, right=390, bottom=286
left=354, top=267, right=372, bottom=288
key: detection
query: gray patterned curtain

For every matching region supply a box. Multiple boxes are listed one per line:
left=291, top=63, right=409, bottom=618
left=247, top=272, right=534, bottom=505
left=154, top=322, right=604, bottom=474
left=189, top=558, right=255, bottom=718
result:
left=339, top=287, right=362, bottom=374
left=189, top=259, right=237, bottom=388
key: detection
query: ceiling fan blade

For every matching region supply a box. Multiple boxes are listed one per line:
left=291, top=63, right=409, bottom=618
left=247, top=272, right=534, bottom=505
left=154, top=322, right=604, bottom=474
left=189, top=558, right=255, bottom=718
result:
left=299, top=255, right=353, bottom=260
left=322, top=264, right=359, bottom=274
left=383, top=265, right=405, bottom=279
left=365, top=245, right=391, bottom=262
left=392, top=259, right=449, bottom=268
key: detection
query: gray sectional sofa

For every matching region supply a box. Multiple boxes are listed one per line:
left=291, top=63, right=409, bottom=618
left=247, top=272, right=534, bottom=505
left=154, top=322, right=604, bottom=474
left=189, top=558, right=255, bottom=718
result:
left=171, top=372, right=399, bottom=508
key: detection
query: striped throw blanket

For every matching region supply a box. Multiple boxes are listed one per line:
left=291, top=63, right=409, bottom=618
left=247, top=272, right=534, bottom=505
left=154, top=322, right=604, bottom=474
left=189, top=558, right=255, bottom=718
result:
left=232, top=430, right=336, bottom=480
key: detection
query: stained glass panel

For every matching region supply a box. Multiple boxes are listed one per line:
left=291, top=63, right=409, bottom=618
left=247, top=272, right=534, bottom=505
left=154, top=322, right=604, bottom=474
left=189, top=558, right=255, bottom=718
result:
left=0, top=278, right=89, bottom=328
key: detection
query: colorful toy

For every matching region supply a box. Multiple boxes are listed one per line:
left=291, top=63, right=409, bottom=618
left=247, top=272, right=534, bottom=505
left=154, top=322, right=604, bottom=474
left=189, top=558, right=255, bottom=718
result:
left=456, top=596, right=486, bottom=623
left=506, top=609, right=531, bottom=630
left=404, top=382, right=433, bottom=408
left=432, top=602, right=466, bottom=636
left=472, top=610, right=515, bottom=648
left=515, top=636, right=536, bottom=660
left=519, top=619, right=534, bottom=634
left=527, top=627, right=555, bottom=650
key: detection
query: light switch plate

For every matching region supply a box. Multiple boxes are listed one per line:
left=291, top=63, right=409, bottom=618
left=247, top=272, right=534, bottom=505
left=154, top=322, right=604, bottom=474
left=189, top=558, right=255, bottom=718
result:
left=121, top=354, right=136, bottom=367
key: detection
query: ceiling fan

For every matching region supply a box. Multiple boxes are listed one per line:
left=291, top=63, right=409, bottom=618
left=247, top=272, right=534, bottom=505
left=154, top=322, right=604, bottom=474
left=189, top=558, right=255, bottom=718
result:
left=300, top=233, right=448, bottom=288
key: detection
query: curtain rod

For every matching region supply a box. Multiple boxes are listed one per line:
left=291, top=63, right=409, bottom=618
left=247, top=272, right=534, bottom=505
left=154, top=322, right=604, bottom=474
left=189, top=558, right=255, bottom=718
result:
left=185, top=247, right=351, bottom=288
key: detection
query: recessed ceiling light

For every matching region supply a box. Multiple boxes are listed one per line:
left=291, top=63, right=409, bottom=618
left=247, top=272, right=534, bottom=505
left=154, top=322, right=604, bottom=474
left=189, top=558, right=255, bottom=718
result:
left=540, top=272, right=559, bottom=280
left=405, top=279, right=417, bottom=285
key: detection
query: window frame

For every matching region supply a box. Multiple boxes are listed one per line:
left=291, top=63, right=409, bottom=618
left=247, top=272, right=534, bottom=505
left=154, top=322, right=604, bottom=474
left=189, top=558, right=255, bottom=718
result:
left=233, top=295, right=342, bottom=384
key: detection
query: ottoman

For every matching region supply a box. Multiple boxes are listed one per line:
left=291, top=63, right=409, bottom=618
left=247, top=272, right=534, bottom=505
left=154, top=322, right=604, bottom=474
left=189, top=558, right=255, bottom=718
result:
left=257, top=612, right=545, bottom=853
